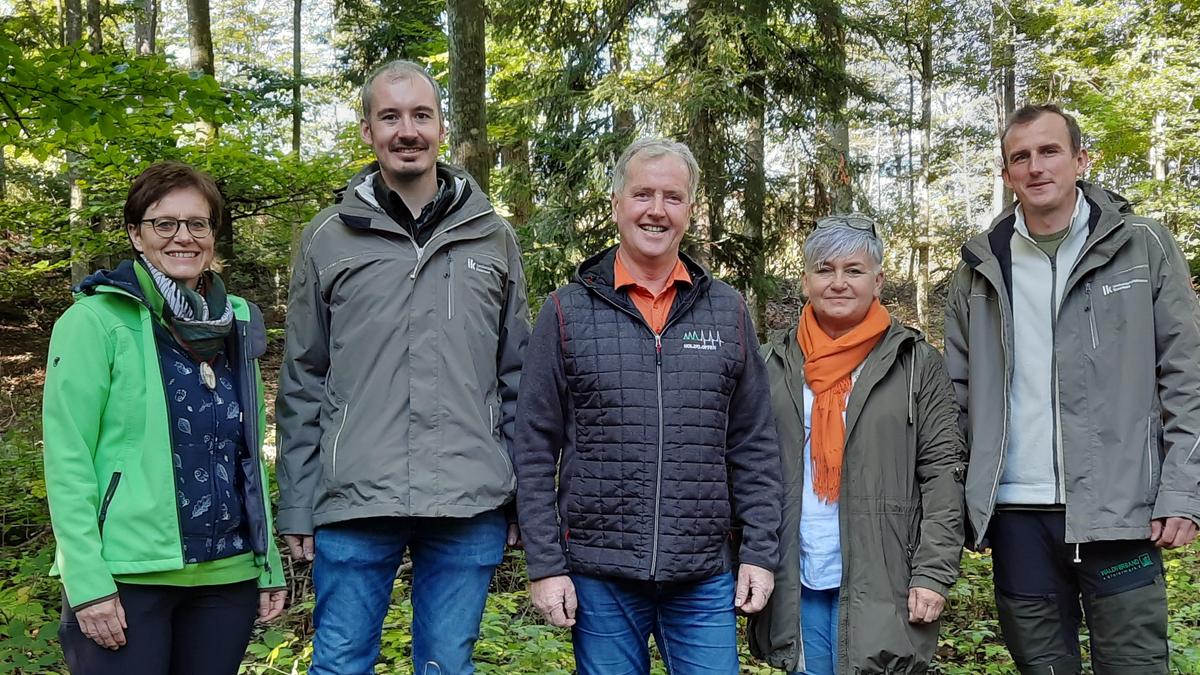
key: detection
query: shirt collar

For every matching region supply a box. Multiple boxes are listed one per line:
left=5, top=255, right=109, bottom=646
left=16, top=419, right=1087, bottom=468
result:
left=1014, top=187, right=1088, bottom=238
left=613, top=253, right=692, bottom=292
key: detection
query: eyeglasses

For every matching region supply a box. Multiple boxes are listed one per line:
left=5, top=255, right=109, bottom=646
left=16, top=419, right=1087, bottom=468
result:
left=814, top=213, right=879, bottom=239
left=139, top=217, right=214, bottom=239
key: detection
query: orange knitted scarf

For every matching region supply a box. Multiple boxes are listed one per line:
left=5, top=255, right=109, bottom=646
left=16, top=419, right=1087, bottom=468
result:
left=797, top=299, right=891, bottom=503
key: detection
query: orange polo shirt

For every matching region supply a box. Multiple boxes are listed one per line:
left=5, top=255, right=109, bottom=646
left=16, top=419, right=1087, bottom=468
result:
left=614, top=254, right=692, bottom=334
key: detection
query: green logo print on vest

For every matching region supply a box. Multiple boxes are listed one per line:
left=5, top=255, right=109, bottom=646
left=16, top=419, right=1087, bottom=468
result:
left=682, top=330, right=723, bottom=351
left=1099, top=553, right=1154, bottom=581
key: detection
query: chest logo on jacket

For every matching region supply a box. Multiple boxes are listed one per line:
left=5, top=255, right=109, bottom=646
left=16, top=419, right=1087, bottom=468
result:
left=682, top=329, right=724, bottom=351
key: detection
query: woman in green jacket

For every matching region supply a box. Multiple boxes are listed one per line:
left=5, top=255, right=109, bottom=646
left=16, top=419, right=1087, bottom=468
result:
left=42, top=162, right=286, bottom=674
left=748, top=215, right=965, bottom=674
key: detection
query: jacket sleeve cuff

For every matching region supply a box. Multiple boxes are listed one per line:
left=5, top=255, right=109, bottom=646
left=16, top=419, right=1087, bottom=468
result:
left=67, top=587, right=120, bottom=613
left=909, top=574, right=951, bottom=598
left=525, top=555, right=570, bottom=582
left=737, top=548, right=779, bottom=574
left=276, top=507, right=314, bottom=536
left=1151, top=490, right=1200, bottom=522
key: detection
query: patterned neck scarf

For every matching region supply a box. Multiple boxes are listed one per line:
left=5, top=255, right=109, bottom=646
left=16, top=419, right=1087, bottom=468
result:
left=139, top=256, right=234, bottom=360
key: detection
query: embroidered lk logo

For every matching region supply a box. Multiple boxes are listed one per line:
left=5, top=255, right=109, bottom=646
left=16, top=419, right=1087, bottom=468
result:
left=682, top=330, right=724, bottom=351
left=467, top=257, right=495, bottom=275
left=1099, top=553, right=1155, bottom=581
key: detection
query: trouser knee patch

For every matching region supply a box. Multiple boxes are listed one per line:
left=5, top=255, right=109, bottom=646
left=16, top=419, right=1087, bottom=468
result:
left=1085, top=577, right=1168, bottom=674
left=995, top=590, right=1082, bottom=673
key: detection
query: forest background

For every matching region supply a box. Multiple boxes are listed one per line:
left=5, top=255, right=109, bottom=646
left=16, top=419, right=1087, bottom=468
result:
left=2, top=0, right=1199, bottom=671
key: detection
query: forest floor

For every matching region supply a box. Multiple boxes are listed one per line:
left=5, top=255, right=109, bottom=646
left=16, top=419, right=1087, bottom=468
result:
left=2, top=298, right=1199, bottom=673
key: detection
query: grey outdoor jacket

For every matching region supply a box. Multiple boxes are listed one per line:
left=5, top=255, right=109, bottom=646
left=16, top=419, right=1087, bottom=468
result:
left=275, top=162, right=530, bottom=534
left=748, top=320, right=965, bottom=674
left=945, top=180, right=1200, bottom=549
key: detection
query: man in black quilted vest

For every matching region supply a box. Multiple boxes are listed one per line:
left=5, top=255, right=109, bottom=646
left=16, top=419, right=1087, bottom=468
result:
left=514, top=137, right=782, bottom=675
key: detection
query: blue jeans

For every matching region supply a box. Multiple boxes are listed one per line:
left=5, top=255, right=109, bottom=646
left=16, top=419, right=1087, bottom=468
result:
left=793, top=585, right=840, bottom=675
left=570, top=572, right=738, bottom=675
left=309, top=510, right=506, bottom=675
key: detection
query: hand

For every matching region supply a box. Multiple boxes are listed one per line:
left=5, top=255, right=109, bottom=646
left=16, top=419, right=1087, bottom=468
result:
left=284, top=534, right=314, bottom=562
left=258, top=589, right=287, bottom=623
left=1151, top=517, right=1198, bottom=549
left=735, top=564, right=774, bottom=614
left=907, top=587, right=946, bottom=624
left=75, top=596, right=127, bottom=650
left=506, top=523, right=523, bottom=550
left=530, top=575, right=577, bottom=627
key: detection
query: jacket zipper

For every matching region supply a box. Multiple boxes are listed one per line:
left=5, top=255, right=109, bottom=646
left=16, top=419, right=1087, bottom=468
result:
left=649, top=333, right=665, bottom=577
left=1084, top=281, right=1098, bottom=349
left=97, top=472, right=122, bottom=536
left=239, top=324, right=272, bottom=575
left=578, top=274, right=704, bottom=579
left=409, top=211, right=493, bottom=280
left=489, top=403, right=513, bottom=474
left=447, top=251, right=455, bottom=319
left=1048, top=254, right=1066, bottom=503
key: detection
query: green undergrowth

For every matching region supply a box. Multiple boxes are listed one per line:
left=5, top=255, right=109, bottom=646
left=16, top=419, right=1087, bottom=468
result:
left=3, top=383, right=1200, bottom=673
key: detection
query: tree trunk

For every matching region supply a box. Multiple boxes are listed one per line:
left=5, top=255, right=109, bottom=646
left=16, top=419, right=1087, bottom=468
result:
left=815, top=0, right=852, bottom=215
left=743, top=0, right=768, bottom=333
left=500, top=140, right=534, bottom=226
left=991, top=0, right=1015, bottom=213
left=611, top=22, right=636, bottom=153
left=187, top=0, right=216, bottom=141
left=915, top=14, right=933, bottom=329
left=86, top=0, right=101, bottom=51
left=446, top=0, right=490, bottom=194
left=685, top=0, right=722, bottom=265
left=64, top=0, right=88, bottom=285
left=134, top=0, right=157, bottom=54
left=63, top=0, right=81, bottom=43
left=292, top=0, right=302, bottom=156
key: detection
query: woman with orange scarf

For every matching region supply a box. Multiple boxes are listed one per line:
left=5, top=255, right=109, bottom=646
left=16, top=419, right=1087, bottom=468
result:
left=748, top=215, right=966, bottom=674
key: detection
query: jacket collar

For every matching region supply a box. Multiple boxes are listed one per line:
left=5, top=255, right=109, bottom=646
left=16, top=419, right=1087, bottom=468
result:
left=337, top=161, right=498, bottom=240
left=961, top=180, right=1134, bottom=297
left=767, top=317, right=923, bottom=441
left=574, top=245, right=712, bottom=324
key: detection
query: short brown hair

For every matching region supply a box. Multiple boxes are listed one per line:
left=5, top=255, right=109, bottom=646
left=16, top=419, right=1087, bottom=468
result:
left=124, top=161, right=224, bottom=230
left=1001, top=104, right=1083, bottom=166
left=360, top=60, right=443, bottom=121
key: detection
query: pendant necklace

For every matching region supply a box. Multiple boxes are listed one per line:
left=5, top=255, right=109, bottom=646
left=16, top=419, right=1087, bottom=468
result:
left=199, top=361, right=217, bottom=390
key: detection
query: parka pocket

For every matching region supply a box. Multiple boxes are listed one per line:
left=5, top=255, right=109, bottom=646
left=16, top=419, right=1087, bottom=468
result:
left=97, top=472, right=122, bottom=536
left=1145, top=414, right=1161, bottom=503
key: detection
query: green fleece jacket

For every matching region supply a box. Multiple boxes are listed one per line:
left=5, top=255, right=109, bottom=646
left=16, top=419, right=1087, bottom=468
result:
left=42, top=263, right=285, bottom=609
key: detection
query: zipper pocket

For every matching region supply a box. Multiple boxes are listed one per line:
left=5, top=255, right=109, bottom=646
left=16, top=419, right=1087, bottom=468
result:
left=331, top=400, right=351, bottom=478
left=1146, top=414, right=1157, bottom=498
left=1085, top=281, right=1098, bottom=349
left=97, top=472, right=122, bottom=536
left=489, top=404, right=512, bottom=473
left=447, top=251, right=455, bottom=320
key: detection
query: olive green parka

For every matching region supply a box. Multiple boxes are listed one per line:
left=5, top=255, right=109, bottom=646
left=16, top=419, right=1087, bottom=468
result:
left=748, top=319, right=966, bottom=673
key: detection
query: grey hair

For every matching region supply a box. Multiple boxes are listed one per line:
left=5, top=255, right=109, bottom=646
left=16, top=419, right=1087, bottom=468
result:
left=612, top=138, right=700, bottom=202
left=803, top=223, right=884, bottom=271
left=360, top=60, right=443, bottom=121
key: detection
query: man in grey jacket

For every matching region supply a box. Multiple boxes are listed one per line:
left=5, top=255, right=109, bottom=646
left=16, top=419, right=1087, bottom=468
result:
left=275, top=60, right=529, bottom=675
left=945, top=103, right=1200, bottom=674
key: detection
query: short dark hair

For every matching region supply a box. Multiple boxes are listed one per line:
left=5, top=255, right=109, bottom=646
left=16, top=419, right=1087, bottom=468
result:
left=124, top=161, right=224, bottom=231
left=1000, top=104, right=1083, bottom=166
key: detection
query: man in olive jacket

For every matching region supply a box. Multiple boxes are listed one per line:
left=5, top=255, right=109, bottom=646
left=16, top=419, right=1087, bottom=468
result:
left=275, top=60, right=529, bottom=675
left=945, top=104, right=1200, bottom=674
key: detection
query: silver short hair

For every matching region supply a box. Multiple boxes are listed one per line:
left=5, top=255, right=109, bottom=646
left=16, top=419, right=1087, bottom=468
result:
left=612, top=138, right=700, bottom=202
left=360, top=60, right=443, bottom=121
left=803, top=222, right=884, bottom=271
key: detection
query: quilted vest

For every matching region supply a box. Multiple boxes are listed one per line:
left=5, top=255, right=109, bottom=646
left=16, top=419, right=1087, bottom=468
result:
left=552, top=255, right=751, bottom=581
